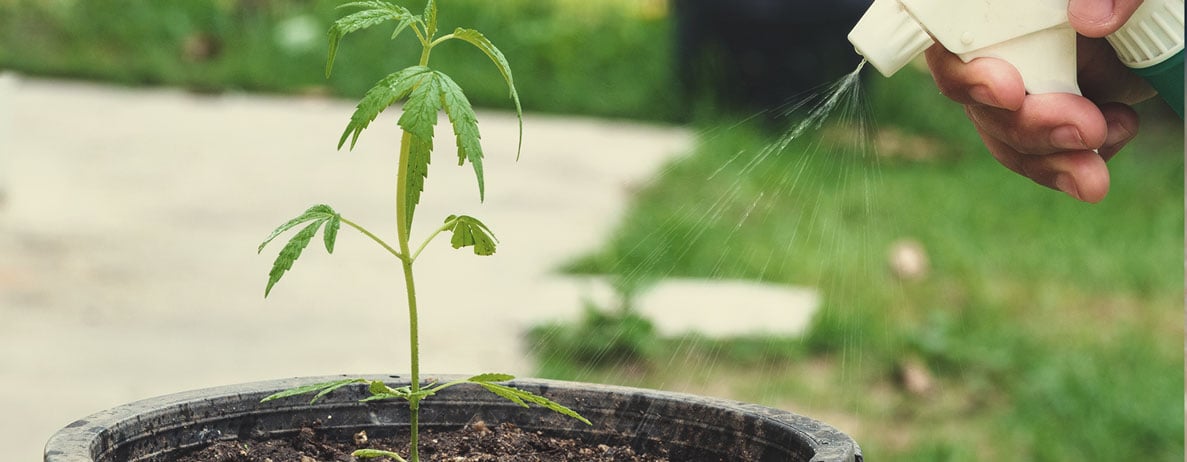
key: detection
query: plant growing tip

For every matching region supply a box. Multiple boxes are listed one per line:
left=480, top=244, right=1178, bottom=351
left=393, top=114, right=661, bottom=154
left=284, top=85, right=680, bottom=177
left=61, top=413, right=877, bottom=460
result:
left=257, top=1, right=584, bottom=461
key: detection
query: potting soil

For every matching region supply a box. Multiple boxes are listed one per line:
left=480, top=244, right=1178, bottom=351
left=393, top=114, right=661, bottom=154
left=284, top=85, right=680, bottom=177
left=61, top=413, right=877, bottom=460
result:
left=174, top=421, right=677, bottom=462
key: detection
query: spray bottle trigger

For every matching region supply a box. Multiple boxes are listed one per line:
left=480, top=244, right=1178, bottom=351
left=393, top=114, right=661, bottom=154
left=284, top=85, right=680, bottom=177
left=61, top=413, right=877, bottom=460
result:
left=955, top=25, right=1082, bottom=95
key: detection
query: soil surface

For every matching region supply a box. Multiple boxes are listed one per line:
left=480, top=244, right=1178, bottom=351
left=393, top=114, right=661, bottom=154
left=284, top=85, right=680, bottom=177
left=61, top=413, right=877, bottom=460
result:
left=176, top=421, right=672, bottom=462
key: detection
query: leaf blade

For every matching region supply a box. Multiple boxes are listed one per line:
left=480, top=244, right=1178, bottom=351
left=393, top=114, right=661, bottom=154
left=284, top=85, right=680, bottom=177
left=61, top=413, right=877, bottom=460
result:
left=339, top=66, right=433, bottom=150
left=434, top=71, right=486, bottom=200
left=264, top=219, right=325, bottom=297
left=258, top=204, right=337, bottom=253
left=449, top=28, right=523, bottom=159
left=397, top=70, right=442, bottom=141
left=404, top=134, right=433, bottom=233
left=323, top=214, right=341, bottom=253
left=444, top=214, right=498, bottom=256
left=352, top=449, right=409, bottom=462
left=326, top=1, right=416, bottom=78
left=475, top=382, right=591, bottom=425
left=423, top=0, right=437, bottom=37
left=467, top=373, right=515, bottom=383
left=396, top=71, right=442, bottom=230
left=260, top=378, right=366, bottom=403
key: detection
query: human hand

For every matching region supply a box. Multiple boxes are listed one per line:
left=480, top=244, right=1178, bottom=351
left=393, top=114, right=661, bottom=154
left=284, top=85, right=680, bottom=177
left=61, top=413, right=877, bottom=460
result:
left=924, top=0, right=1156, bottom=203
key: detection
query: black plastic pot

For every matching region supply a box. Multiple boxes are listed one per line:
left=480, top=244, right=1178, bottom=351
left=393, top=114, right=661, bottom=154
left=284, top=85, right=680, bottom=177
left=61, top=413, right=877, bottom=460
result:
left=45, top=375, right=863, bottom=462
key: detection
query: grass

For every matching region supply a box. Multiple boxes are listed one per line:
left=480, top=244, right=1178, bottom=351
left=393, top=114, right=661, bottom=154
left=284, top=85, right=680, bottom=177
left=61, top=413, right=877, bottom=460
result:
left=0, top=0, right=678, bottom=120
left=542, top=68, right=1185, bottom=460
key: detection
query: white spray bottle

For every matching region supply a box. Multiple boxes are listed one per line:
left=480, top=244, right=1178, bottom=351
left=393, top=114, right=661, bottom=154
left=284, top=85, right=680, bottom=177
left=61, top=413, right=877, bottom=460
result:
left=848, top=0, right=1185, bottom=117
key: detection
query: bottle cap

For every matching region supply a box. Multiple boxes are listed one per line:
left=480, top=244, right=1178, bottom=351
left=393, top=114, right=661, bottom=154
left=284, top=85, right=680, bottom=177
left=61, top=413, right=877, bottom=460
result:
left=1107, top=0, right=1185, bottom=69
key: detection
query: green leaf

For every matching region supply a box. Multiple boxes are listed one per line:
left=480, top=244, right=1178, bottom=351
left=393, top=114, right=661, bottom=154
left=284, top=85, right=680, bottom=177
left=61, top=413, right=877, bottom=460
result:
left=368, top=380, right=404, bottom=395
left=434, top=72, right=486, bottom=200
left=257, top=204, right=338, bottom=253
left=265, top=220, right=326, bottom=297
left=475, top=382, right=591, bottom=425
left=404, top=134, right=433, bottom=234
left=357, top=380, right=418, bottom=402
left=352, top=449, right=409, bottom=462
left=327, top=1, right=417, bottom=78
left=444, top=215, right=498, bottom=256
left=397, top=70, right=442, bottom=140
left=467, top=373, right=515, bottom=383
left=395, top=72, right=442, bottom=231
left=323, top=215, right=341, bottom=253
left=339, top=66, right=433, bottom=150
left=260, top=378, right=366, bottom=404
left=449, top=28, right=523, bottom=160
left=423, top=0, right=437, bottom=37
left=359, top=393, right=407, bottom=402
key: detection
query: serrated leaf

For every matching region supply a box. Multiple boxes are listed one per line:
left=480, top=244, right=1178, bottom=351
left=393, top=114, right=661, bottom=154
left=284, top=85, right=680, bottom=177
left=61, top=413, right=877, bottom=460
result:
left=327, top=1, right=417, bottom=77
left=361, top=387, right=435, bottom=403
left=352, top=449, right=409, bottom=462
left=423, top=0, right=437, bottom=37
left=260, top=378, right=365, bottom=403
left=311, top=378, right=364, bottom=403
left=444, top=215, right=498, bottom=256
left=434, top=72, right=486, bottom=200
left=323, top=215, right=341, bottom=253
left=258, top=204, right=338, bottom=253
left=339, top=66, right=433, bottom=150
left=476, top=382, right=591, bottom=425
left=404, top=133, right=433, bottom=233
left=359, top=392, right=408, bottom=402
left=265, top=220, right=326, bottom=297
left=467, top=373, right=515, bottom=383
left=397, top=70, right=442, bottom=140
left=368, top=380, right=405, bottom=395
left=394, top=72, right=442, bottom=231
left=449, top=28, right=523, bottom=160
left=390, top=17, right=413, bottom=40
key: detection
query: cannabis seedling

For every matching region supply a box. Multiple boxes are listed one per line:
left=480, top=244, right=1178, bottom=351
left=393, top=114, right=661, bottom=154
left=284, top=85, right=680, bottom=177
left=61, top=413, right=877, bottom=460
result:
left=256, top=2, right=588, bottom=461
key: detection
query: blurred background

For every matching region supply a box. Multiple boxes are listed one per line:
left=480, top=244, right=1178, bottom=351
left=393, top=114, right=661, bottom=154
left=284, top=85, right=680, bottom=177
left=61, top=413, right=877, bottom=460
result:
left=1, top=0, right=1183, bottom=461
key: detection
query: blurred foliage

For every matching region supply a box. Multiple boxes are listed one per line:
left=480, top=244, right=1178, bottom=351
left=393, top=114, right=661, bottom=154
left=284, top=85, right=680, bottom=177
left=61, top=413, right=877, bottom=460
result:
left=0, top=0, right=679, bottom=119
left=530, top=303, right=659, bottom=374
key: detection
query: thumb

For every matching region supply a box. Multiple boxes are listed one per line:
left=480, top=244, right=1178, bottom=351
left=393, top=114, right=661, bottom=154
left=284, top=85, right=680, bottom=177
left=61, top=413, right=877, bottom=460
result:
left=1068, top=0, right=1144, bottom=37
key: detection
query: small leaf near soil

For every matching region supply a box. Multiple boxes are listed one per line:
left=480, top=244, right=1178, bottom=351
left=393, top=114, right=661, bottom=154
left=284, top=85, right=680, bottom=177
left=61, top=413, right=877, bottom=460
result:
left=260, top=378, right=366, bottom=404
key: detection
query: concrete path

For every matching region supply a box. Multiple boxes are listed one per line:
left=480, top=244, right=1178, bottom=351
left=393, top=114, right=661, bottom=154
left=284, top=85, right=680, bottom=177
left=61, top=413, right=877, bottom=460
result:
left=0, top=75, right=818, bottom=461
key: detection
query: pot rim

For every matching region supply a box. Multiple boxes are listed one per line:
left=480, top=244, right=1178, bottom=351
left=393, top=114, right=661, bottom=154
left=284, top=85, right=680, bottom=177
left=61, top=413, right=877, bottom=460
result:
left=45, top=374, right=862, bottom=462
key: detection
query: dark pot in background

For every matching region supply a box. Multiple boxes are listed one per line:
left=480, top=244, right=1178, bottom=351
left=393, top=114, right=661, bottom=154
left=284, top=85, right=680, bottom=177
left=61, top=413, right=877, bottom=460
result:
left=672, top=0, right=873, bottom=117
left=45, top=375, right=863, bottom=462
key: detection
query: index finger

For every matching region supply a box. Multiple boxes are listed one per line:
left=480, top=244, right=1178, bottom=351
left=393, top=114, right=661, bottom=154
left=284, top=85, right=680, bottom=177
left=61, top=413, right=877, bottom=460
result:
left=1068, top=0, right=1145, bottom=37
left=924, top=44, right=1026, bottom=110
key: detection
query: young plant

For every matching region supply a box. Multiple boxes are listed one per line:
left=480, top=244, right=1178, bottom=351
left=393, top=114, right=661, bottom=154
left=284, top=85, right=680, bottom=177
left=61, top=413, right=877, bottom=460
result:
left=256, top=2, right=588, bottom=461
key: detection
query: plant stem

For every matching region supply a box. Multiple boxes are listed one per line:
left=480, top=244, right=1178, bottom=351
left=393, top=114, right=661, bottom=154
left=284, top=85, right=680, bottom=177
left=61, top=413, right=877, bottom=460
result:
left=428, top=33, right=455, bottom=48
left=341, top=217, right=404, bottom=260
left=400, top=254, right=422, bottom=462
left=394, top=130, right=421, bottom=462
left=411, top=217, right=458, bottom=262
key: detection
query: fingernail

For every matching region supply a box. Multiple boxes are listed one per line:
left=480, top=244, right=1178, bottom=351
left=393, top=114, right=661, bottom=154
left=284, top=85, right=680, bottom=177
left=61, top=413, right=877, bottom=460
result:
left=1054, top=174, right=1082, bottom=201
left=1071, top=0, right=1114, bottom=23
left=1050, top=125, right=1087, bottom=150
left=1103, top=119, right=1135, bottom=150
left=969, top=85, right=1000, bottom=107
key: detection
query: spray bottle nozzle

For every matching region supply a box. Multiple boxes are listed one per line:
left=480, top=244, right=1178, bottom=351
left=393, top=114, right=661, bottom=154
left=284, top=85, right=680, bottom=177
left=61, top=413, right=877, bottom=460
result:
left=849, top=0, right=1079, bottom=94
left=849, top=0, right=1184, bottom=116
